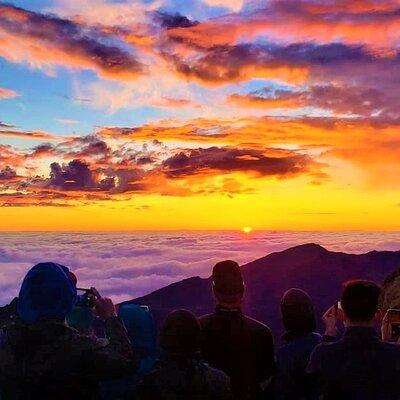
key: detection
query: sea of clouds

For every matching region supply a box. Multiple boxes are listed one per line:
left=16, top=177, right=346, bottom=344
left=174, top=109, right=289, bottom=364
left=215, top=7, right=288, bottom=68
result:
left=1, top=231, right=400, bottom=305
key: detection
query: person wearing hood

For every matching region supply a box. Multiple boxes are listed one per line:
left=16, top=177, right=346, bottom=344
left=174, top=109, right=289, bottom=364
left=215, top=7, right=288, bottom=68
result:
left=138, top=309, right=232, bottom=400
left=275, top=288, right=322, bottom=400
left=0, top=262, right=135, bottom=400
left=100, top=303, right=159, bottom=400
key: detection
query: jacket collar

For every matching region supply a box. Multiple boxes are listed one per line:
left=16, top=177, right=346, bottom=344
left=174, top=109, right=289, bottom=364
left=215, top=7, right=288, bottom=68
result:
left=344, top=326, right=379, bottom=340
left=215, top=304, right=242, bottom=315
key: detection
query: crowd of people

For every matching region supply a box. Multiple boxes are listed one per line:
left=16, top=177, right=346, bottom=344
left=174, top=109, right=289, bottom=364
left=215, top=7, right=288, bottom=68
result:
left=0, top=260, right=399, bottom=399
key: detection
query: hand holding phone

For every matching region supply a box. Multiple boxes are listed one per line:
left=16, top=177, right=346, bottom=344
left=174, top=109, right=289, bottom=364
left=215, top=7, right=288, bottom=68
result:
left=76, top=288, right=95, bottom=308
left=323, top=305, right=338, bottom=337
left=91, top=287, right=117, bottom=320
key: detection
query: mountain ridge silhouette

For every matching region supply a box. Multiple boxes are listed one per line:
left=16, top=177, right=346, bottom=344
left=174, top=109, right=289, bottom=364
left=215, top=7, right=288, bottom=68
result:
left=124, top=243, right=400, bottom=341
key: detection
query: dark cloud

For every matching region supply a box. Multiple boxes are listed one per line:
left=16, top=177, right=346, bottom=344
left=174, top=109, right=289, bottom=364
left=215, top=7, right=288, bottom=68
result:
left=166, top=0, right=400, bottom=50
left=28, top=135, right=112, bottom=161
left=24, top=158, right=146, bottom=196
left=168, top=42, right=377, bottom=85
left=0, top=121, right=16, bottom=128
left=270, top=42, right=372, bottom=64
left=0, top=166, right=17, bottom=181
left=44, top=159, right=120, bottom=192
left=162, top=146, right=315, bottom=178
left=136, top=156, right=155, bottom=165
left=62, top=135, right=112, bottom=160
left=47, top=159, right=100, bottom=191
left=29, top=143, right=56, bottom=158
left=154, top=11, right=198, bottom=29
left=0, top=3, right=143, bottom=79
left=231, top=84, right=400, bottom=121
left=309, top=85, right=387, bottom=116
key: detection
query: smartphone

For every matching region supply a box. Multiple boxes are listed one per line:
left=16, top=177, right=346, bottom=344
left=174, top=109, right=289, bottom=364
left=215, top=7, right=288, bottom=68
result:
left=76, top=288, right=95, bottom=308
left=334, top=301, right=341, bottom=311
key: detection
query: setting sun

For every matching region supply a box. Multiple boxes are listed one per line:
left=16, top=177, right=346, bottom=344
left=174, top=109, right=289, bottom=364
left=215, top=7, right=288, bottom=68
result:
left=243, top=227, right=252, bottom=234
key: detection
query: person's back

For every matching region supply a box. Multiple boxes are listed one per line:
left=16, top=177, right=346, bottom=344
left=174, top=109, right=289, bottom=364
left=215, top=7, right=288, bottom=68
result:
left=307, top=280, right=400, bottom=400
left=101, top=303, right=158, bottom=400
left=199, top=260, right=275, bottom=400
left=140, top=354, right=231, bottom=400
left=138, top=309, right=231, bottom=400
left=308, top=327, right=400, bottom=399
left=276, top=289, right=322, bottom=400
left=200, top=308, right=274, bottom=399
left=0, top=318, right=133, bottom=399
left=0, top=262, right=135, bottom=400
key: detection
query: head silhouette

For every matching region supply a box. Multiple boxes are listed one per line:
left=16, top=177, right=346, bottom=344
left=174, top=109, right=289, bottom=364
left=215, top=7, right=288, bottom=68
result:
left=118, top=303, right=158, bottom=359
left=17, top=262, right=77, bottom=323
left=212, top=260, right=244, bottom=308
left=160, top=309, right=200, bottom=356
left=341, top=280, right=382, bottom=325
left=281, top=288, right=316, bottom=337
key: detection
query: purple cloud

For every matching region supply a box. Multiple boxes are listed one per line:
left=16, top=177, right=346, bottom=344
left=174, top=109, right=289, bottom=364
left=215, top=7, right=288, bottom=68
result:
left=154, top=11, right=198, bottom=29
left=0, top=166, right=17, bottom=181
left=162, top=146, right=315, bottom=178
left=0, top=3, right=143, bottom=79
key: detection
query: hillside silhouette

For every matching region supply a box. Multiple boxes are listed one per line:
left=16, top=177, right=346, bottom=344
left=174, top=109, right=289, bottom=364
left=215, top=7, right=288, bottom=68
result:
left=124, top=243, right=400, bottom=340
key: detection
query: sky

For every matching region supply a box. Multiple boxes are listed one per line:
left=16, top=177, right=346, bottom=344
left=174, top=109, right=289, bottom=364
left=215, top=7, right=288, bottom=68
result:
left=2, top=231, right=400, bottom=304
left=1, top=0, right=400, bottom=230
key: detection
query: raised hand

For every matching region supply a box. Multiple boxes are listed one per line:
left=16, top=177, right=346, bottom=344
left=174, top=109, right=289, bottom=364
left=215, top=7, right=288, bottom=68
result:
left=323, top=305, right=338, bottom=337
left=381, top=311, right=392, bottom=342
left=91, top=287, right=117, bottom=319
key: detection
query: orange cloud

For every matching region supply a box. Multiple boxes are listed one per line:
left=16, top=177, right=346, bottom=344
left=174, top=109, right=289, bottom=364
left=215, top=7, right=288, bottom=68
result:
left=166, top=45, right=309, bottom=86
left=4, top=112, right=400, bottom=209
left=0, top=129, right=60, bottom=141
left=152, top=97, right=203, bottom=109
left=0, top=87, right=18, bottom=99
left=167, top=1, right=400, bottom=49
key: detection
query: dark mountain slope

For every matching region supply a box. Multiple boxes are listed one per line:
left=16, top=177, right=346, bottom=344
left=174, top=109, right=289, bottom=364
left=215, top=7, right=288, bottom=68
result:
left=125, top=243, right=400, bottom=341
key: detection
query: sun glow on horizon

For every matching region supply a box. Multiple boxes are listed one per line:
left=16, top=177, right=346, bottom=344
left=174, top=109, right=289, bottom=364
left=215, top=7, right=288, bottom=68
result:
left=243, top=227, right=252, bottom=234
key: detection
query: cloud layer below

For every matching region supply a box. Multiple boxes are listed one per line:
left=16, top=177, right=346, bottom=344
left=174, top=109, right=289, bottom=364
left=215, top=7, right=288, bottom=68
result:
left=1, top=231, right=400, bottom=305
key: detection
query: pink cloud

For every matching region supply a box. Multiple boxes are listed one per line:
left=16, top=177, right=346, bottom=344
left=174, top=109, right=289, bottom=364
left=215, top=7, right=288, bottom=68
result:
left=0, top=87, right=17, bottom=99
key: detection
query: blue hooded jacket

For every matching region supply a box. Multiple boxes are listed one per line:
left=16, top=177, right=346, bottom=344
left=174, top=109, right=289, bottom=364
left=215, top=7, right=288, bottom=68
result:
left=101, top=303, right=158, bottom=400
left=17, top=262, right=77, bottom=323
left=118, top=303, right=158, bottom=371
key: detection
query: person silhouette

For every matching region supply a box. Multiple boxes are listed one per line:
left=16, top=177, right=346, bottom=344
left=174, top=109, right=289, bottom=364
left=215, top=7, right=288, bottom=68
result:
left=276, top=288, right=322, bottom=400
left=0, top=262, right=135, bottom=399
left=138, top=309, right=231, bottom=400
left=307, top=280, right=400, bottom=399
left=199, top=260, right=275, bottom=400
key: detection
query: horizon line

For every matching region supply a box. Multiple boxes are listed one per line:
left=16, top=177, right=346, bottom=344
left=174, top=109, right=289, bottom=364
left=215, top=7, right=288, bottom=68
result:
left=1, top=229, right=400, bottom=233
